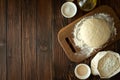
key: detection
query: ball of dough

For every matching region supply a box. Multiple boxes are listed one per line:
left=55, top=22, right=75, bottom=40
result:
left=77, top=18, right=111, bottom=48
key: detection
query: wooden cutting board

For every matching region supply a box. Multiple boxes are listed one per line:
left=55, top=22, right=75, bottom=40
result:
left=58, top=5, right=120, bottom=63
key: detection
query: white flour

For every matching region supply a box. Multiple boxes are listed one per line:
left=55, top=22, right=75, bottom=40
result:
left=73, top=13, right=116, bottom=56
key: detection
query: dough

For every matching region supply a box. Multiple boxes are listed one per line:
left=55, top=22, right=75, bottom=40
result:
left=76, top=18, right=111, bottom=48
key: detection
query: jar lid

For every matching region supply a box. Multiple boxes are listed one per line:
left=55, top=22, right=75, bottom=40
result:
left=61, top=2, right=77, bottom=18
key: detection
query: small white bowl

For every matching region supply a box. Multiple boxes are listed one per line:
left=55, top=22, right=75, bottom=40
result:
left=74, top=64, right=91, bottom=79
left=61, top=2, right=77, bottom=18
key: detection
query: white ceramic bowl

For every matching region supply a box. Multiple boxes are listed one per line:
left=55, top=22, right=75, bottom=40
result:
left=61, top=2, right=77, bottom=18
left=74, top=64, right=91, bottom=79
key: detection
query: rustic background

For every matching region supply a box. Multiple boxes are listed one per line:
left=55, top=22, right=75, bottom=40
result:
left=0, top=0, right=120, bottom=80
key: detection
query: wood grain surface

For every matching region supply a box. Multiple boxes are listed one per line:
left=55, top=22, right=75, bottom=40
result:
left=0, top=0, right=120, bottom=80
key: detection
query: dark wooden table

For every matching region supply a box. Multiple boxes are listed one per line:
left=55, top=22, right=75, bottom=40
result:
left=0, top=0, right=120, bottom=80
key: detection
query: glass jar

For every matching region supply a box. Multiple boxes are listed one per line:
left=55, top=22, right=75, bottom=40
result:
left=77, top=0, right=97, bottom=11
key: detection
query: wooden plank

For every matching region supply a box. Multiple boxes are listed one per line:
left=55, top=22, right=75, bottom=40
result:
left=0, top=0, right=6, bottom=80
left=52, top=0, right=76, bottom=80
left=7, top=0, right=22, bottom=80
left=21, top=0, right=37, bottom=80
left=36, top=0, right=53, bottom=80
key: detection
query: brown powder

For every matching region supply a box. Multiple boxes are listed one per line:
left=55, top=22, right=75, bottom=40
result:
left=77, top=65, right=88, bottom=76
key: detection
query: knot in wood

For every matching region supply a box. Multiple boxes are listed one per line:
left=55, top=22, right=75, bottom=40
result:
left=40, top=41, right=48, bottom=52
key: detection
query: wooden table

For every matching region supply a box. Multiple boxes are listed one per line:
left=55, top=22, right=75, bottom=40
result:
left=0, top=0, right=120, bottom=80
